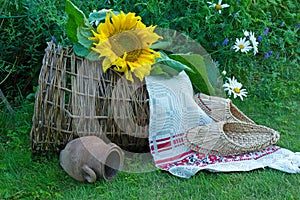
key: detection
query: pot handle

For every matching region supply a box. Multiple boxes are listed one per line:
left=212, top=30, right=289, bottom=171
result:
left=82, top=164, right=97, bottom=183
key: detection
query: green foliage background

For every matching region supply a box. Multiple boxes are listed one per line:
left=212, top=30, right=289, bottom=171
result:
left=1, top=0, right=299, bottom=103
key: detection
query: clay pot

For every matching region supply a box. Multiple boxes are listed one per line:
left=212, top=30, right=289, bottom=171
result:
left=59, top=136, right=124, bottom=182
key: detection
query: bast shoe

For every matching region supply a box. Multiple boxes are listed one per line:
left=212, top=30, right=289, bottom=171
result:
left=194, top=93, right=255, bottom=124
left=183, top=121, right=280, bottom=156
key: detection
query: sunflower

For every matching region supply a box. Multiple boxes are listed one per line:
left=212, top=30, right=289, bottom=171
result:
left=88, top=11, right=162, bottom=82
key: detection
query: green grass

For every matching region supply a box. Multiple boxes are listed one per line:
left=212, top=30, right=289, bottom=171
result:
left=1, top=0, right=299, bottom=199
left=1, top=96, right=299, bottom=200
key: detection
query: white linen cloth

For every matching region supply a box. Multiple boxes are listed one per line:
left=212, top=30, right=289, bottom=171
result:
left=145, top=71, right=300, bottom=178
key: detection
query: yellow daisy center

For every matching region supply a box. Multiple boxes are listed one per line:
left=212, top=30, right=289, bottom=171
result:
left=238, top=44, right=245, bottom=49
left=215, top=4, right=222, bottom=10
left=234, top=88, right=240, bottom=93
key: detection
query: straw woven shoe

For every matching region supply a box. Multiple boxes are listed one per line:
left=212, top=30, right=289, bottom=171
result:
left=183, top=121, right=280, bottom=156
left=194, top=93, right=255, bottom=124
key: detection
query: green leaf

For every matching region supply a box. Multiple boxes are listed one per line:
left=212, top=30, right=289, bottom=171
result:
left=88, top=11, right=107, bottom=22
left=73, top=43, right=90, bottom=57
left=66, top=16, right=78, bottom=43
left=150, top=65, right=171, bottom=78
left=65, top=0, right=85, bottom=25
left=151, top=51, right=193, bottom=77
left=169, top=54, right=215, bottom=95
left=151, top=41, right=172, bottom=50
left=151, top=64, right=181, bottom=78
left=77, top=25, right=93, bottom=49
left=65, top=0, right=86, bottom=43
left=65, top=0, right=95, bottom=59
left=85, top=50, right=100, bottom=61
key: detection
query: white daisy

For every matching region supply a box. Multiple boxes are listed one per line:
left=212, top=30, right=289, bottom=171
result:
left=223, top=76, right=247, bottom=100
left=243, top=30, right=249, bottom=37
left=249, top=31, right=259, bottom=55
left=233, top=37, right=253, bottom=53
left=207, top=0, right=230, bottom=14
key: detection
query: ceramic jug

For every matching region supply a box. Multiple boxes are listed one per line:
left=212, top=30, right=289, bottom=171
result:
left=60, top=136, right=124, bottom=182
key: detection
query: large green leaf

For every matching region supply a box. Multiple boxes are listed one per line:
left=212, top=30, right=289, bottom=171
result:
left=73, top=43, right=90, bottom=57
left=66, top=17, right=78, bottom=43
left=77, top=25, right=93, bottom=49
left=65, top=0, right=94, bottom=57
left=150, top=51, right=193, bottom=78
left=151, top=64, right=180, bottom=78
left=65, top=0, right=86, bottom=43
left=150, top=64, right=168, bottom=77
left=65, top=0, right=85, bottom=25
left=169, top=54, right=215, bottom=95
left=88, top=11, right=107, bottom=23
left=85, top=50, right=100, bottom=61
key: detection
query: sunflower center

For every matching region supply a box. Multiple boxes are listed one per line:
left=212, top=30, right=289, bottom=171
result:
left=234, top=88, right=240, bottom=93
left=238, top=44, right=245, bottom=49
left=215, top=4, right=222, bottom=10
left=109, top=30, right=143, bottom=62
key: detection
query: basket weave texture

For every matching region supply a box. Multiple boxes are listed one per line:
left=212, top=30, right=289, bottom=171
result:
left=183, top=121, right=280, bottom=156
left=194, top=93, right=255, bottom=124
left=30, top=42, right=150, bottom=154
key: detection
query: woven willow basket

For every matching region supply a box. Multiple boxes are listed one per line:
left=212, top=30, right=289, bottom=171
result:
left=30, top=42, right=150, bottom=155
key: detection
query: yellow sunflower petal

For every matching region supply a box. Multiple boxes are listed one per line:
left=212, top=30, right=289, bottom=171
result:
left=88, top=30, right=102, bottom=41
left=97, top=12, right=114, bottom=40
left=136, top=20, right=146, bottom=29
left=102, top=57, right=112, bottom=72
left=126, top=13, right=142, bottom=29
left=132, top=64, right=151, bottom=81
left=137, top=27, right=162, bottom=46
left=112, top=56, right=128, bottom=73
left=125, top=70, right=134, bottom=83
left=95, top=40, right=113, bottom=56
left=111, top=11, right=122, bottom=31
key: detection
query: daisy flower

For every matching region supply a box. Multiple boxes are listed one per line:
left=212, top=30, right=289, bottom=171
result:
left=243, top=30, right=249, bottom=37
left=207, top=0, right=230, bottom=14
left=249, top=31, right=259, bottom=55
left=233, top=37, right=252, bottom=53
left=223, top=76, right=247, bottom=100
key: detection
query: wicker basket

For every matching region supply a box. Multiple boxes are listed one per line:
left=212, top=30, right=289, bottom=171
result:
left=30, top=42, right=150, bottom=155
